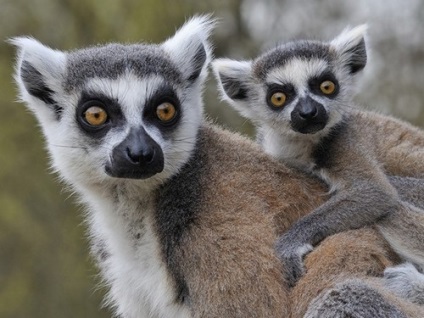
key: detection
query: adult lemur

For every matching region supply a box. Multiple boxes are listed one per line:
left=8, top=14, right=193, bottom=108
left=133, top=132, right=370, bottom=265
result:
left=12, top=17, right=424, bottom=317
left=213, top=25, right=424, bottom=290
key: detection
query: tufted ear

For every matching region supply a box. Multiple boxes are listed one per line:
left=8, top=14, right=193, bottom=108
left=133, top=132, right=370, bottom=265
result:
left=212, top=58, right=252, bottom=100
left=10, top=37, right=66, bottom=119
left=330, top=24, right=368, bottom=74
left=212, top=58, right=258, bottom=119
left=162, top=15, right=216, bottom=84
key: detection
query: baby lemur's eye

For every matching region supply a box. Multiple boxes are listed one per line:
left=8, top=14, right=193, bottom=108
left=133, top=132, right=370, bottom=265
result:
left=156, top=102, right=177, bottom=123
left=320, top=80, right=336, bottom=95
left=270, top=92, right=287, bottom=108
left=84, top=106, right=108, bottom=127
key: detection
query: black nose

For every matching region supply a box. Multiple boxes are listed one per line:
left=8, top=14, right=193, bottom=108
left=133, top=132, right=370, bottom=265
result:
left=290, top=97, right=328, bottom=134
left=106, top=127, right=164, bottom=179
left=126, top=146, right=154, bottom=165
left=298, top=104, right=318, bottom=119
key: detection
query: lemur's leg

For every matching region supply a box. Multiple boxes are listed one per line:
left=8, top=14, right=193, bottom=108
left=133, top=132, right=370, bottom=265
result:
left=389, top=176, right=424, bottom=210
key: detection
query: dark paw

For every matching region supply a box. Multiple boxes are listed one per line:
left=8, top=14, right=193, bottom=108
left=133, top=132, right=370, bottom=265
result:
left=282, top=255, right=305, bottom=288
left=276, top=238, right=313, bottom=287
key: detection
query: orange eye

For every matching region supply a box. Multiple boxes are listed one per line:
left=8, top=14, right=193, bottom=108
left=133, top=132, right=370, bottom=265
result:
left=84, top=106, right=108, bottom=126
left=270, top=92, right=287, bottom=107
left=320, top=80, right=336, bottom=95
left=156, top=102, right=176, bottom=123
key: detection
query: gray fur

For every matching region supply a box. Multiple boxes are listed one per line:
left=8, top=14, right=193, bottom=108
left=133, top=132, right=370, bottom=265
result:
left=65, top=44, right=182, bottom=91
left=154, top=130, right=206, bottom=305
left=305, top=279, right=407, bottom=318
left=275, top=114, right=403, bottom=285
left=253, top=40, right=332, bottom=80
left=213, top=24, right=424, bottom=289
left=219, top=74, right=249, bottom=100
left=389, top=176, right=424, bottom=210
left=384, top=263, right=424, bottom=306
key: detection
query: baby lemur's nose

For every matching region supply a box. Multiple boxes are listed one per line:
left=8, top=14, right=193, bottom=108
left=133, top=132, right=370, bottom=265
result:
left=290, top=96, right=329, bottom=134
left=126, top=145, right=155, bottom=165
left=299, top=104, right=318, bottom=119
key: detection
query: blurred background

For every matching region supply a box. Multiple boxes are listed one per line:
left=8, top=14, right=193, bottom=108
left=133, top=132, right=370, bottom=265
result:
left=1, top=0, right=423, bottom=317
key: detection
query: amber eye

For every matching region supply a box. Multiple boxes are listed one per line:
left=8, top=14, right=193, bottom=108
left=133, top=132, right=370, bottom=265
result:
left=156, top=102, right=176, bottom=123
left=84, top=106, right=108, bottom=126
left=270, top=92, right=287, bottom=108
left=320, top=80, right=336, bottom=95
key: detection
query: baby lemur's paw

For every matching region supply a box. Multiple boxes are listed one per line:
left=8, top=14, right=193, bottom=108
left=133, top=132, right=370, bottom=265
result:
left=384, top=262, right=424, bottom=305
left=276, top=238, right=313, bottom=287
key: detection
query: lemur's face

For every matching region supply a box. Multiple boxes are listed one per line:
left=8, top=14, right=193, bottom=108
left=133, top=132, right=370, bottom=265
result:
left=252, top=43, right=343, bottom=135
left=13, top=17, right=214, bottom=187
left=213, top=25, right=367, bottom=139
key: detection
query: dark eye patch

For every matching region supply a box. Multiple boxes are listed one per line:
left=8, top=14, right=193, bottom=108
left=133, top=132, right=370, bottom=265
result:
left=266, top=83, right=296, bottom=110
left=76, top=91, right=124, bottom=139
left=143, top=83, right=181, bottom=133
left=308, top=71, right=339, bottom=98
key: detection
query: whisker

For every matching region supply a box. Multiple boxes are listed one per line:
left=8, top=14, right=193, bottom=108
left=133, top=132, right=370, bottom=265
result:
left=170, top=137, right=197, bottom=143
left=50, top=144, right=87, bottom=150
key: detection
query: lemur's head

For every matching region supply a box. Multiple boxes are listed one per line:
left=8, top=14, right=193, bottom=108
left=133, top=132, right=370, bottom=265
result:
left=12, top=16, right=215, bottom=188
left=213, top=25, right=367, bottom=139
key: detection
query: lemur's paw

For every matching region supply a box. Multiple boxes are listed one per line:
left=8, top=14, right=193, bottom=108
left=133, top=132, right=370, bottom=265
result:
left=276, top=240, right=313, bottom=287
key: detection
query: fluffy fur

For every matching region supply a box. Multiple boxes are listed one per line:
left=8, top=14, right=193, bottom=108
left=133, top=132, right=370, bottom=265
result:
left=213, top=24, right=424, bottom=302
left=384, top=262, right=424, bottom=305
left=12, top=17, right=424, bottom=318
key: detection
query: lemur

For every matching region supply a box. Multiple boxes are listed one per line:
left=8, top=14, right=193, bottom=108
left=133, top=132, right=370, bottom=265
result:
left=12, top=17, right=424, bottom=317
left=213, top=25, right=424, bottom=289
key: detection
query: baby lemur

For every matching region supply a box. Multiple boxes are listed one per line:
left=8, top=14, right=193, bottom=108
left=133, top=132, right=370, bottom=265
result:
left=213, top=25, right=424, bottom=287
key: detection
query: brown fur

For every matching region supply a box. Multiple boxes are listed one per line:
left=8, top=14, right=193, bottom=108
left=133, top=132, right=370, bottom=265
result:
left=212, top=27, right=424, bottom=315
left=175, top=123, right=326, bottom=317
left=173, top=123, right=424, bottom=317
left=342, top=110, right=424, bottom=267
left=290, top=110, right=424, bottom=317
left=354, top=110, right=424, bottom=177
left=292, top=228, right=399, bottom=317
left=295, top=229, right=424, bottom=317
left=289, top=110, right=424, bottom=317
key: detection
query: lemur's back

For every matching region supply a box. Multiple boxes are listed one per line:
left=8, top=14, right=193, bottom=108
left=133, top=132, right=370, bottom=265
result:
left=351, top=110, right=424, bottom=177
left=212, top=21, right=424, bottom=304
left=159, top=123, right=326, bottom=317
left=310, top=109, right=424, bottom=190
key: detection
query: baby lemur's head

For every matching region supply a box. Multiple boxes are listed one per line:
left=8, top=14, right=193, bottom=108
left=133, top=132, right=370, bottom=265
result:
left=213, top=25, right=367, bottom=139
left=12, top=16, right=214, bottom=189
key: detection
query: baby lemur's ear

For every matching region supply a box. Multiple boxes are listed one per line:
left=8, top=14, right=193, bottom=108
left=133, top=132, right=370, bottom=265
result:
left=10, top=37, right=66, bottom=120
left=212, top=58, right=257, bottom=119
left=330, top=24, right=368, bottom=74
left=212, top=59, right=252, bottom=100
left=162, top=15, right=216, bottom=84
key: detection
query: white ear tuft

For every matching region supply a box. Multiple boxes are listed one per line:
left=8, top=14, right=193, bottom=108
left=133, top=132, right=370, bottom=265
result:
left=330, top=24, right=368, bottom=74
left=331, top=24, right=367, bottom=49
left=162, top=15, right=217, bottom=83
left=10, top=37, right=66, bottom=110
